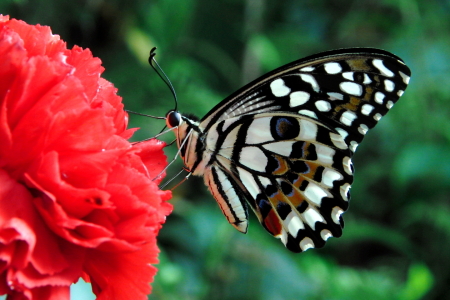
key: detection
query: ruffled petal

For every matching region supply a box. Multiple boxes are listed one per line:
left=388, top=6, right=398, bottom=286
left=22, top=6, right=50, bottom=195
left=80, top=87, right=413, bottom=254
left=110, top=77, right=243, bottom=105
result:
left=0, top=16, right=171, bottom=300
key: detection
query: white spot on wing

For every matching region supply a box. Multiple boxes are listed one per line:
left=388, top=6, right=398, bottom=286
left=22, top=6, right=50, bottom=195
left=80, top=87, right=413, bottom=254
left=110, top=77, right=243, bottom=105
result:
left=331, top=206, right=344, bottom=224
left=358, top=124, right=369, bottom=135
left=342, top=72, right=354, bottom=81
left=397, top=90, right=404, bottom=97
left=399, top=71, right=410, bottom=84
left=374, top=113, right=382, bottom=121
left=340, top=111, right=357, bottom=126
left=298, top=110, right=317, bottom=119
left=300, top=237, right=315, bottom=251
left=315, top=144, right=335, bottom=165
left=343, top=156, right=353, bottom=175
left=303, top=207, right=325, bottom=230
left=304, top=182, right=328, bottom=205
left=284, top=211, right=304, bottom=238
left=329, top=132, right=348, bottom=149
left=270, top=78, right=290, bottom=97
left=384, top=79, right=395, bottom=92
left=340, top=183, right=350, bottom=201
left=300, top=74, right=320, bottom=92
left=300, top=66, right=315, bottom=72
left=320, top=229, right=333, bottom=241
left=373, top=59, right=394, bottom=77
left=328, top=92, right=344, bottom=100
left=322, top=168, right=343, bottom=187
left=335, top=127, right=348, bottom=140
left=290, top=91, right=310, bottom=107
left=324, top=62, right=342, bottom=74
left=375, top=92, right=385, bottom=104
left=350, top=141, right=358, bottom=152
left=315, top=100, right=331, bottom=112
left=361, top=104, right=374, bottom=115
left=363, top=73, right=372, bottom=84
left=386, top=101, right=394, bottom=109
left=340, top=82, right=363, bottom=96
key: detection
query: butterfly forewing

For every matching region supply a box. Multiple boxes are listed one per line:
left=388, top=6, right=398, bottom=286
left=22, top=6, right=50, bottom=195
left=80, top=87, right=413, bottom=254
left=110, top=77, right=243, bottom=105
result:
left=200, top=48, right=410, bottom=152
left=172, top=48, right=411, bottom=252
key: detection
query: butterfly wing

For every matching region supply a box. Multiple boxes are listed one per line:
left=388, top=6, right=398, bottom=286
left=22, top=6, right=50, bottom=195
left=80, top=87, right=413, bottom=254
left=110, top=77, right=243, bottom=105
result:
left=203, top=113, right=352, bottom=252
left=200, top=48, right=411, bottom=152
left=198, top=48, right=410, bottom=252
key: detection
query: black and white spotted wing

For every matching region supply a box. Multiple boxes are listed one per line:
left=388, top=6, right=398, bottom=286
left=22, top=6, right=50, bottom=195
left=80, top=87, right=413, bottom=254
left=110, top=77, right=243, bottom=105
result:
left=165, top=48, right=411, bottom=253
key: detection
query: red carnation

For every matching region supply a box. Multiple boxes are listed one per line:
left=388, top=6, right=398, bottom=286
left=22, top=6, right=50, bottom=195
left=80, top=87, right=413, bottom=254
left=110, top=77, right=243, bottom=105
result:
left=0, top=16, right=172, bottom=300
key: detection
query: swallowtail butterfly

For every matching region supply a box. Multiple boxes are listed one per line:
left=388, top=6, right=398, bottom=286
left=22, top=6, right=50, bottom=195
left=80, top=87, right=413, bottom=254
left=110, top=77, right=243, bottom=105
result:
left=164, top=48, right=411, bottom=253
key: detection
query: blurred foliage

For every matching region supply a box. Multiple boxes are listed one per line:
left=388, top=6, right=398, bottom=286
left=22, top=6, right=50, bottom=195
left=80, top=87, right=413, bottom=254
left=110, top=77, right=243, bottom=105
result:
left=2, top=0, right=450, bottom=299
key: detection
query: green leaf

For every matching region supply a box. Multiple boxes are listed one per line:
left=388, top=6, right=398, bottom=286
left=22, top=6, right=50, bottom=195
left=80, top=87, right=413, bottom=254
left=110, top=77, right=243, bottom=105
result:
left=397, top=263, right=434, bottom=300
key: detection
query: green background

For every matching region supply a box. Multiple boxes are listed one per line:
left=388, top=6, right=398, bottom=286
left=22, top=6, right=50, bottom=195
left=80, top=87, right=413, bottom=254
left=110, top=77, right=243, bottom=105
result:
left=2, top=0, right=450, bottom=299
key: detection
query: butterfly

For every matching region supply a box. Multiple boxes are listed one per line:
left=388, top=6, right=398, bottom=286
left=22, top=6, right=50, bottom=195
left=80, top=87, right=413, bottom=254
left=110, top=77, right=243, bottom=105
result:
left=163, top=48, right=411, bottom=253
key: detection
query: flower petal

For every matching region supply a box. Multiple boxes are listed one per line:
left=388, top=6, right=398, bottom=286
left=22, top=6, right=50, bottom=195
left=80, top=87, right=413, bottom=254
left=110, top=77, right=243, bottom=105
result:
left=0, top=17, right=171, bottom=299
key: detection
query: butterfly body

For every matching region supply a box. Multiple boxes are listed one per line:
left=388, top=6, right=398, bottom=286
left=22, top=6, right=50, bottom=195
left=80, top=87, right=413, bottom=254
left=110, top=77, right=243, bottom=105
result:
left=165, top=48, right=411, bottom=253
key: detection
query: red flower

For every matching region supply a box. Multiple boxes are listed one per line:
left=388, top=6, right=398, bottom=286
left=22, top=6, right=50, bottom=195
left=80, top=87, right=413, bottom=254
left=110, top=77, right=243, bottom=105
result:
left=0, top=16, right=172, bottom=300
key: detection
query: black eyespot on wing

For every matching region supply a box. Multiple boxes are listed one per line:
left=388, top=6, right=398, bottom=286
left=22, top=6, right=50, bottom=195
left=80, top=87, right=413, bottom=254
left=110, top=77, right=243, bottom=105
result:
left=266, top=154, right=280, bottom=174
left=290, top=141, right=306, bottom=159
left=280, top=181, right=294, bottom=196
left=297, top=201, right=308, bottom=213
left=257, top=197, right=272, bottom=218
left=287, top=172, right=300, bottom=184
left=276, top=202, right=291, bottom=219
left=291, top=160, right=310, bottom=174
left=313, top=166, right=325, bottom=182
left=304, top=144, right=318, bottom=161
left=264, top=184, right=278, bottom=197
left=299, top=180, right=308, bottom=191
left=270, top=116, right=300, bottom=140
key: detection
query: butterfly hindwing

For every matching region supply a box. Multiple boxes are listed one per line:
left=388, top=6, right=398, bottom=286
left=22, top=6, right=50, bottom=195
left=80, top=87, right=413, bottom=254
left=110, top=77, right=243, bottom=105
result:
left=168, top=48, right=411, bottom=252
left=204, top=113, right=352, bottom=252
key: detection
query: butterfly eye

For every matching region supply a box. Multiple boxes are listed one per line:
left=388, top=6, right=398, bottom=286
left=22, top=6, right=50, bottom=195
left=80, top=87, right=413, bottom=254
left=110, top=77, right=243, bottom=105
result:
left=166, top=110, right=182, bottom=128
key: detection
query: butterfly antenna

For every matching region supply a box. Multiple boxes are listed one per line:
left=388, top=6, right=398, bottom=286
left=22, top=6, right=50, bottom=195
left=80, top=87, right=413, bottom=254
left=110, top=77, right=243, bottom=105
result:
left=149, top=47, right=178, bottom=111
